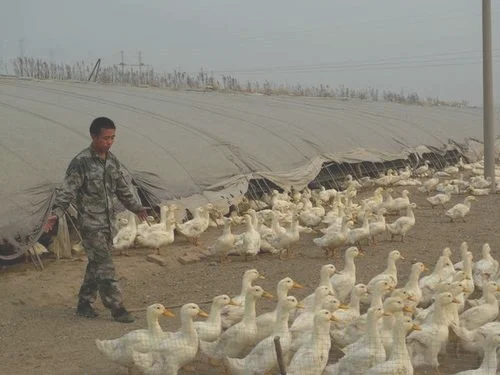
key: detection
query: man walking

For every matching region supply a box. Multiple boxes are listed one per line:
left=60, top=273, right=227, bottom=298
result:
left=44, top=117, right=148, bottom=323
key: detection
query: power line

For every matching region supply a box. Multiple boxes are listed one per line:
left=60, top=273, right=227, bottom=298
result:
left=199, top=49, right=500, bottom=75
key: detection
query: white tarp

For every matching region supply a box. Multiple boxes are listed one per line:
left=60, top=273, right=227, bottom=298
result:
left=0, top=77, right=498, bottom=255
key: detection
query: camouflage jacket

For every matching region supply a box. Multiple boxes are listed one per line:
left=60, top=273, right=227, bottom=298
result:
left=52, top=145, right=142, bottom=236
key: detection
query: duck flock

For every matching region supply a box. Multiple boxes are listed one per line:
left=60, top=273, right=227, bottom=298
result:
left=95, top=156, right=500, bottom=375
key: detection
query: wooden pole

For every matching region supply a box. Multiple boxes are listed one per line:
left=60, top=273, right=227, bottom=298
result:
left=274, top=336, right=287, bottom=375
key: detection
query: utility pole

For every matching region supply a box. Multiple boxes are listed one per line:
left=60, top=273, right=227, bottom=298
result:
left=0, top=41, right=5, bottom=74
left=482, top=0, right=496, bottom=180
left=138, top=51, right=145, bottom=84
left=114, top=50, right=150, bottom=85
left=120, top=50, right=125, bottom=82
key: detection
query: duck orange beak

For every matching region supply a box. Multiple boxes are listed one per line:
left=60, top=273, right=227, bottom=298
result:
left=262, top=291, right=274, bottom=300
left=229, top=299, right=242, bottom=307
left=403, top=306, right=414, bottom=314
left=412, top=323, right=421, bottom=331
left=296, top=303, right=305, bottom=309
left=330, top=315, right=339, bottom=322
left=162, top=309, right=176, bottom=317
left=293, top=282, right=304, bottom=289
left=452, top=298, right=460, bottom=304
left=258, top=274, right=266, bottom=280
left=197, top=310, right=209, bottom=318
left=339, top=304, right=350, bottom=310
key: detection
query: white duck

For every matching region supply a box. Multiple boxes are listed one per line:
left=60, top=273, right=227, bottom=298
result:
left=364, top=315, right=419, bottom=375
left=330, top=283, right=368, bottom=328
left=287, top=309, right=336, bottom=375
left=415, top=280, right=465, bottom=327
left=233, top=214, right=261, bottom=261
left=367, top=250, right=404, bottom=293
left=387, top=189, right=411, bottom=214
left=445, top=196, right=477, bottom=222
left=378, top=296, right=413, bottom=357
left=439, top=247, right=456, bottom=282
left=473, top=243, right=499, bottom=290
left=458, top=281, right=500, bottom=330
left=220, top=269, right=265, bottom=329
left=193, top=295, right=236, bottom=342
left=336, top=280, right=394, bottom=347
left=386, top=203, right=416, bottom=242
left=461, top=251, right=476, bottom=301
left=146, top=205, right=169, bottom=232
left=313, top=217, right=353, bottom=258
left=207, top=217, right=234, bottom=263
left=450, top=321, right=500, bottom=358
left=368, top=208, right=387, bottom=245
left=299, top=198, right=325, bottom=227
left=346, top=214, right=371, bottom=249
left=269, top=213, right=300, bottom=259
left=200, top=286, right=273, bottom=363
left=131, top=303, right=208, bottom=375
left=419, top=255, right=454, bottom=307
left=468, top=186, right=491, bottom=196
left=330, top=246, right=360, bottom=302
left=247, top=209, right=276, bottom=254
left=330, top=307, right=386, bottom=375
left=414, top=160, right=431, bottom=176
left=290, top=290, right=338, bottom=343
left=224, top=296, right=300, bottom=375
left=137, top=218, right=176, bottom=255
left=406, top=292, right=459, bottom=372
left=113, top=210, right=138, bottom=256
left=175, top=203, right=213, bottom=246
left=135, top=215, right=157, bottom=237
left=418, top=173, right=440, bottom=194
left=299, top=264, right=337, bottom=311
left=453, top=241, right=470, bottom=271
left=444, top=164, right=460, bottom=174
left=290, top=296, right=345, bottom=354
left=452, top=331, right=500, bottom=375
left=401, top=262, right=427, bottom=309
left=95, top=303, right=175, bottom=374
left=255, top=277, right=303, bottom=342
left=426, top=191, right=451, bottom=209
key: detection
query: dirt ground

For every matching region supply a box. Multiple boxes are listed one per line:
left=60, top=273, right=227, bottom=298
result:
left=1, top=183, right=499, bottom=375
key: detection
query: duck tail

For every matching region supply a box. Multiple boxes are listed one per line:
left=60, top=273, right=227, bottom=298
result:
left=224, top=357, right=246, bottom=375
left=95, top=339, right=117, bottom=357
left=199, top=339, right=218, bottom=359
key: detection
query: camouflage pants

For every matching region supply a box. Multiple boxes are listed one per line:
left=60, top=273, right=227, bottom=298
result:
left=78, top=230, right=123, bottom=311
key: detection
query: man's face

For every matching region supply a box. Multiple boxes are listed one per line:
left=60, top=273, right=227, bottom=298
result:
left=91, top=128, right=116, bottom=154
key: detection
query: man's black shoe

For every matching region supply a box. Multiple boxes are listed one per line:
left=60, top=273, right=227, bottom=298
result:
left=112, top=307, right=135, bottom=323
left=76, top=302, right=99, bottom=319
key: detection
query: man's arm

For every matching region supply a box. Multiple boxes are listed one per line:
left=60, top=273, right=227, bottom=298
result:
left=44, top=159, right=83, bottom=232
left=114, top=166, right=147, bottom=220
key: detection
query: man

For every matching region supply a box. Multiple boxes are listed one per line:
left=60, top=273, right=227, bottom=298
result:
left=44, top=117, right=148, bottom=323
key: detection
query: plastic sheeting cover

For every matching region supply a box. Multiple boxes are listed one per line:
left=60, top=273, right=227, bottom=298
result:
left=0, top=78, right=498, bottom=255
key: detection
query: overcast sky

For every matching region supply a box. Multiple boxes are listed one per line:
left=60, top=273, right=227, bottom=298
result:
left=1, top=0, right=499, bottom=105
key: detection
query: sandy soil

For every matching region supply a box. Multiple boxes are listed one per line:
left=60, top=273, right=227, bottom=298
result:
left=1, top=183, right=499, bottom=375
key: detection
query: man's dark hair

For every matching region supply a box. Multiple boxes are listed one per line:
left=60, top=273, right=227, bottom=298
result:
left=90, top=117, right=116, bottom=137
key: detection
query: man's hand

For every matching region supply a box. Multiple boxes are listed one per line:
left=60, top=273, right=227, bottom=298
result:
left=136, top=209, right=149, bottom=223
left=43, top=215, right=58, bottom=233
